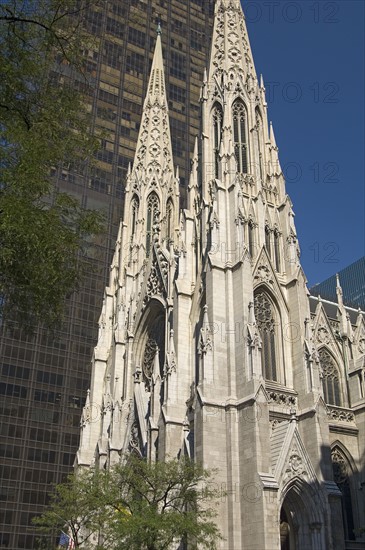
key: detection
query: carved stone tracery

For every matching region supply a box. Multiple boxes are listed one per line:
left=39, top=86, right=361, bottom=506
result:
left=316, top=326, right=331, bottom=345
left=283, top=444, right=309, bottom=484
left=254, top=264, right=274, bottom=286
left=327, top=406, right=354, bottom=423
left=143, top=337, right=159, bottom=382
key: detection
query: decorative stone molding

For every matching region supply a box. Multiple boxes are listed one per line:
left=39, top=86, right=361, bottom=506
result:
left=268, top=391, right=297, bottom=407
left=316, top=326, right=331, bottom=345
left=254, top=264, right=274, bottom=286
left=327, top=406, right=355, bottom=423
left=199, top=332, right=213, bottom=355
left=129, top=420, right=141, bottom=453
left=329, top=319, right=339, bottom=331
left=144, top=262, right=165, bottom=305
left=358, top=337, right=365, bottom=354
left=142, top=338, right=159, bottom=382
left=133, top=366, right=142, bottom=384
left=237, top=172, right=255, bottom=191
left=210, top=211, right=220, bottom=230
left=283, top=446, right=308, bottom=484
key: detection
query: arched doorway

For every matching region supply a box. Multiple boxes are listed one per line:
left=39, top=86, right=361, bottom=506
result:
left=280, top=480, right=326, bottom=550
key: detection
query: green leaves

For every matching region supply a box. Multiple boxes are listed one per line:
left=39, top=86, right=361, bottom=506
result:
left=0, top=0, right=103, bottom=328
left=0, top=190, right=104, bottom=328
left=34, top=456, right=223, bottom=549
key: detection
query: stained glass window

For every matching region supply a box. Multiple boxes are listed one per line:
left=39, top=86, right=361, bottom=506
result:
left=254, top=290, right=277, bottom=380
left=233, top=100, right=248, bottom=173
left=319, top=348, right=341, bottom=406
left=131, top=195, right=139, bottom=237
left=213, top=103, right=223, bottom=178
left=331, top=448, right=355, bottom=540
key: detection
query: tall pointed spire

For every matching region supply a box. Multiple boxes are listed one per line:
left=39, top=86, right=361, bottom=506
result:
left=131, top=26, right=174, bottom=182
left=146, top=27, right=166, bottom=105
left=208, top=0, right=257, bottom=84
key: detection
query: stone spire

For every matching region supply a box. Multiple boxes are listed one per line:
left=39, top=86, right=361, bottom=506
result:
left=208, top=0, right=257, bottom=84
left=131, top=28, right=174, bottom=183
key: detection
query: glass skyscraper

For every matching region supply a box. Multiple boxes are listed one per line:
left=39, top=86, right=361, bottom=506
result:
left=310, top=257, right=365, bottom=311
left=0, top=1, right=214, bottom=547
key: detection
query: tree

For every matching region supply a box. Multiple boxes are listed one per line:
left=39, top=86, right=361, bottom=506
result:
left=33, top=455, right=224, bottom=550
left=0, top=0, right=104, bottom=328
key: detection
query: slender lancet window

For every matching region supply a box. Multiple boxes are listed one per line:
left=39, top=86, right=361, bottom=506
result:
left=213, top=103, right=223, bottom=178
left=233, top=99, right=248, bottom=173
left=248, top=220, right=255, bottom=258
left=274, top=230, right=280, bottom=272
left=166, top=199, right=173, bottom=243
left=254, top=289, right=277, bottom=380
left=131, top=195, right=139, bottom=237
left=146, top=193, right=159, bottom=256
left=331, top=448, right=355, bottom=541
left=319, top=348, right=342, bottom=406
left=255, top=109, right=263, bottom=181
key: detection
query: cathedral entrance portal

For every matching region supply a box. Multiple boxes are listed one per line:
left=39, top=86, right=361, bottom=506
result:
left=280, top=481, right=326, bottom=550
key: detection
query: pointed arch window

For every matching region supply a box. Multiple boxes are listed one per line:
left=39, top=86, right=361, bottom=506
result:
left=319, top=348, right=341, bottom=406
left=255, top=108, right=264, bottom=181
left=254, top=289, right=277, bottom=381
left=213, top=103, right=223, bottom=179
left=233, top=99, right=248, bottom=174
left=166, top=198, right=174, bottom=243
left=331, top=448, right=355, bottom=541
left=131, top=195, right=139, bottom=238
left=146, top=193, right=159, bottom=256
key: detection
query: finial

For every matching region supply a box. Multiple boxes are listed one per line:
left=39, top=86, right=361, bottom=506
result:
left=157, top=19, right=162, bottom=35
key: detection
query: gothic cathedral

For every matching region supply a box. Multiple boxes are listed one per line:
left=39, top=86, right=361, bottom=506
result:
left=76, top=2, right=365, bottom=548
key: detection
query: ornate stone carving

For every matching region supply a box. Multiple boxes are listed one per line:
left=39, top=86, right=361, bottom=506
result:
left=210, top=211, right=220, bottom=230
left=237, top=172, right=255, bottom=191
left=199, top=332, right=213, bottom=355
left=254, top=264, right=274, bottom=285
left=327, top=406, right=354, bottom=423
left=316, top=326, right=331, bottom=345
left=268, top=391, right=297, bottom=407
left=133, top=366, right=142, bottom=384
left=283, top=446, right=308, bottom=483
left=329, top=319, right=340, bottom=331
left=129, top=420, right=141, bottom=453
left=358, top=337, right=365, bottom=354
left=144, top=262, right=165, bottom=305
left=331, top=448, right=348, bottom=484
left=211, top=0, right=255, bottom=84
left=142, top=337, right=159, bottom=382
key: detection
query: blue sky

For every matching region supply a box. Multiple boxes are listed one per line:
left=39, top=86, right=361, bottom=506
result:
left=244, top=0, right=365, bottom=286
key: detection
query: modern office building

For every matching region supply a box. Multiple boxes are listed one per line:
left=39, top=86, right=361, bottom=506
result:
left=310, top=257, right=365, bottom=311
left=0, top=1, right=214, bottom=548
left=76, top=0, right=365, bottom=549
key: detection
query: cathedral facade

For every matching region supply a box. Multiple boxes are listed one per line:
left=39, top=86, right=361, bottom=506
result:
left=76, top=2, right=365, bottom=548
